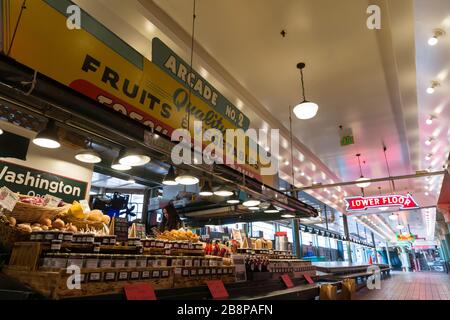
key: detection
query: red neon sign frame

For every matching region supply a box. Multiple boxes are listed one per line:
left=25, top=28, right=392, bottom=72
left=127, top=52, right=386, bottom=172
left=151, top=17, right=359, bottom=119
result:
left=345, top=194, right=419, bottom=211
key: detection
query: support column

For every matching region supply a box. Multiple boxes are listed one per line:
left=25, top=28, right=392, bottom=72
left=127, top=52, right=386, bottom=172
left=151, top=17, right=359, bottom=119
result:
left=371, top=232, right=379, bottom=264
left=385, top=242, right=392, bottom=267
left=343, top=214, right=352, bottom=263
left=292, top=218, right=301, bottom=259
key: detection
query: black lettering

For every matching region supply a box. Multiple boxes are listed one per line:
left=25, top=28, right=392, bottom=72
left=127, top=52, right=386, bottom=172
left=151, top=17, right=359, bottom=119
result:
left=148, top=94, right=161, bottom=110
left=122, top=79, right=139, bottom=98
left=101, top=66, right=119, bottom=90
left=139, top=89, right=148, bottom=105
left=81, top=54, right=100, bottom=73
left=161, top=103, right=172, bottom=118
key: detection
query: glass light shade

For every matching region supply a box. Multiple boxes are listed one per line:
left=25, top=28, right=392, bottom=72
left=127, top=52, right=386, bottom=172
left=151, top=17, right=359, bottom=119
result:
left=388, top=214, right=398, bottom=221
left=33, top=121, right=61, bottom=149
left=293, top=101, right=319, bottom=120
left=33, top=137, right=61, bottom=149
left=163, top=166, right=178, bottom=186
left=243, top=199, right=261, bottom=207
left=214, top=190, right=234, bottom=197
left=75, top=149, right=102, bottom=164
left=264, top=204, right=279, bottom=213
left=428, top=36, right=438, bottom=46
left=175, top=175, right=199, bottom=185
left=119, top=154, right=150, bottom=166
left=111, top=159, right=131, bottom=171
left=356, top=177, right=371, bottom=188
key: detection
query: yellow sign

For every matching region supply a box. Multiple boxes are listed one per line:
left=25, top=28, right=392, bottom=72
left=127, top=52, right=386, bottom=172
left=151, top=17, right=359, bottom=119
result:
left=2, top=0, right=276, bottom=186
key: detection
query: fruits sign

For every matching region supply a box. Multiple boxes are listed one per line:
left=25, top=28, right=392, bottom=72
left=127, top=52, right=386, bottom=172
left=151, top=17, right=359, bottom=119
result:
left=345, top=194, right=419, bottom=212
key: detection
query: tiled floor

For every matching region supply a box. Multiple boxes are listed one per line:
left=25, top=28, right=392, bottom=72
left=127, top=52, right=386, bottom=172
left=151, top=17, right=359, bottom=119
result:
left=354, top=271, right=450, bottom=300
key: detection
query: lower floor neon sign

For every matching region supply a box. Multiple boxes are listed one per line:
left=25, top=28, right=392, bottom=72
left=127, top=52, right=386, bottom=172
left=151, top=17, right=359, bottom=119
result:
left=345, top=194, right=419, bottom=211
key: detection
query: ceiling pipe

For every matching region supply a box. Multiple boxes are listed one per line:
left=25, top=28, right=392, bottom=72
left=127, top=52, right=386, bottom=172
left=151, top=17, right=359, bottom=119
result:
left=292, top=170, right=445, bottom=191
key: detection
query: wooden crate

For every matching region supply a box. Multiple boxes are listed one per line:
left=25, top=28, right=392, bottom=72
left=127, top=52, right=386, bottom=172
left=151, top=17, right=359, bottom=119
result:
left=8, top=242, right=42, bottom=270
left=3, top=265, right=174, bottom=299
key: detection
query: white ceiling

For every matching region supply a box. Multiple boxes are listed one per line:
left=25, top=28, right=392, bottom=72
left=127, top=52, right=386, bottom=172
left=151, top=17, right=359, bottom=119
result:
left=72, top=0, right=449, bottom=244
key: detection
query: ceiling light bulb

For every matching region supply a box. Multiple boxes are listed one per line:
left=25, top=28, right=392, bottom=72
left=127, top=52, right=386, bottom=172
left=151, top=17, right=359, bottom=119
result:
left=214, top=190, right=234, bottom=197
left=284, top=160, right=290, bottom=166
left=426, top=87, right=435, bottom=94
left=356, top=177, right=371, bottom=188
left=175, top=175, right=199, bottom=185
left=75, top=148, right=102, bottom=164
left=425, top=138, right=432, bottom=146
left=425, top=154, right=432, bottom=161
left=425, top=192, right=429, bottom=196
left=199, top=182, right=213, bottom=196
left=388, top=214, right=398, bottom=221
left=426, top=117, right=433, bottom=125
left=428, top=36, right=438, bottom=46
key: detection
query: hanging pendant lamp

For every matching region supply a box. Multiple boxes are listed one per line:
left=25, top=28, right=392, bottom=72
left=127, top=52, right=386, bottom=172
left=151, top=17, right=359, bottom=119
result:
left=227, top=191, right=240, bottom=204
left=199, top=180, right=213, bottom=196
left=293, top=63, right=319, bottom=120
left=355, top=154, right=371, bottom=188
left=163, top=165, right=178, bottom=186
left=75, top=140, right=102, bottom=164
left=33, top=119, right=61, bottom=149
left=264, top=203, right=280, bottom=213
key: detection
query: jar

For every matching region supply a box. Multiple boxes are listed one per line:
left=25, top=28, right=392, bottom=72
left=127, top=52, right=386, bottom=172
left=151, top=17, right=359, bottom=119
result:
left=137, top=256, right=147, bottom=268
left=194, top=243, right=203, bottom=250
left=93, top=242, right=101, bottom=253
left=184, top=257, right=193, bottom=267
left=146, top=256, right=156, bottom=267
left=50, top=240, right=62, bottom=252
left=84, top=254, right=99, bottom=269
left=128, top=238, right=140, bottom=247
left=108, top=235, right=117, bottom=245
left=193, top=258, right=200, bottom=267
left=72, top=234, right=84, bottom=243
left=172, top=241, right=180, bottom=249
left=172, top=257, right=184, bottom=267
left=43, top=231, right=56, bottom=241
left=163, top=241, right=172, bottom=250
left=126, top=255, right=137, bottom=268
left=201, top=258, right=209, bottom=267
left=84, top=233, right=95, bottom=244
left=99, top=255, right=112, bottom=268
left=63, top=232, right=73, bottom=242
left=67, top=254, right=83, bottom=268
left=113, top=255, right=126, bottom=268
left=52, top=253, right=68, bottom=269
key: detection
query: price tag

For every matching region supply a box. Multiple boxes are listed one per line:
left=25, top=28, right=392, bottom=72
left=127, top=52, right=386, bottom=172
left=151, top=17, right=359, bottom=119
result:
left=206, top=280, right=229, bottom=300
left=304, top=274, right=314, bottom=284
left=0, top=187, right=19, bottom=211
left=141, top=271, right=150, bottom=279
left=281, top=274, right=294, bottom=288
left=124, top=283, right=156, bottom=300
left=79, top=199, right=91, bottom=213
left=43, top=194, right=61, bottom=207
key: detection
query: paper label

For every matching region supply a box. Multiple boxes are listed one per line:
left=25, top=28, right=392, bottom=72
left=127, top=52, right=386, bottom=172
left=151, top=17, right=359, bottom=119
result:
left=43, top=194, right=62, bottom=207
left=0, top=186, right=19, bottom=211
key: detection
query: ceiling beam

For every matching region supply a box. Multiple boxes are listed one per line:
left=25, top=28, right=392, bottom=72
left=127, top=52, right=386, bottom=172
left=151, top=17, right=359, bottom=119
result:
left=292, top=170, right=445, bottom=191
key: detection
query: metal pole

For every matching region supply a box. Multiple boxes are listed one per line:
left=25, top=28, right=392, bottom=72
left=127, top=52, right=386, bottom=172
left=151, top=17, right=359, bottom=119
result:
left=343, top=215, right=352, bottom=263
left=385, top=241, right=392, bottom=267
left=292, top=218, right=301, bottom=259
left=371, top=232, right=379, bottom=263
left=291, top=170, right=445, bottom=191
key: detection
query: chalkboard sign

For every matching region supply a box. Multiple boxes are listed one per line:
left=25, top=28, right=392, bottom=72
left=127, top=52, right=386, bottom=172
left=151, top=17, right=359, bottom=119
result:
left=113, top=217, right=129, bottom=241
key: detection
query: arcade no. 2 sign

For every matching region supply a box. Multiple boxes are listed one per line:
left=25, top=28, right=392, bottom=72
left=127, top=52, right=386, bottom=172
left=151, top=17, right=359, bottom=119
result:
left=345, top=194, right=419, bottom=212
